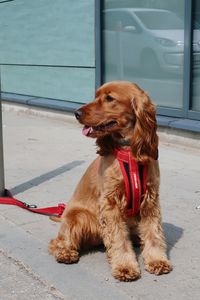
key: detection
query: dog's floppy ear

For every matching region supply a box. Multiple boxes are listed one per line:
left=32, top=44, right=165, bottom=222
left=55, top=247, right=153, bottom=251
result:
left=130, top=92, right=158, bottom=163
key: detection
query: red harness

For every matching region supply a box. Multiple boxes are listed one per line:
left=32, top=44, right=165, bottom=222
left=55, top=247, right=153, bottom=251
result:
left=114, top=148, right=148, bottom=217
left=0, top=149, right=147, bottom=218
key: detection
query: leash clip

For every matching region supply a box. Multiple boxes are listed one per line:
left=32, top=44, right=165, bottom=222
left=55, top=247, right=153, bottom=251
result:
left=23, top=202, right=37, bottom=209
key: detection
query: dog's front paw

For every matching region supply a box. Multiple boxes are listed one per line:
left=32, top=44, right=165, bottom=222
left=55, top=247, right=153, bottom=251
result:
left=49, top=239, right=79, bottom=264
left=55, top=248, right=79, bottom=264
left=145, top=259, right=172, bottom=275
left=112, top=265, right=141, bottom=282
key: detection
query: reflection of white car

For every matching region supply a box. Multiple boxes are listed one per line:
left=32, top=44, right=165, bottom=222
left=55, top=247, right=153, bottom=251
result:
left=103, top=8, right=200, bottom=74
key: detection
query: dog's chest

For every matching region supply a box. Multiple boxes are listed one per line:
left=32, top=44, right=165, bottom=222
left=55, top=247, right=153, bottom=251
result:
left=98, top=154, right=147, bottom=217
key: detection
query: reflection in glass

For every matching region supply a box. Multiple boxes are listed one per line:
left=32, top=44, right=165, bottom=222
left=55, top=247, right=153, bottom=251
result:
left=134, top=10, right=183, bottom=30
left=102, top=1, right=185, bottom=109
left=191, top=0, right=200, bottom=112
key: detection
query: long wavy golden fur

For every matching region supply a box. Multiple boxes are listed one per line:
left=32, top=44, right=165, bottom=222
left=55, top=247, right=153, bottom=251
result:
left=49, top=81, right=172, bottom=281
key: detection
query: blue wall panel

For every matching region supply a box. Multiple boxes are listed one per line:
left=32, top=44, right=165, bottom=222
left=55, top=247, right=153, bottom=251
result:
left=0, top=0, right=95, bottom=103
left=1, top=65, right=95, bottom=103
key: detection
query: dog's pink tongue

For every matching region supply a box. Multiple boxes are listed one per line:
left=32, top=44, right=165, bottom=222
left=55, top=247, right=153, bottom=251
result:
left=82, top=126, right=92, bottom=136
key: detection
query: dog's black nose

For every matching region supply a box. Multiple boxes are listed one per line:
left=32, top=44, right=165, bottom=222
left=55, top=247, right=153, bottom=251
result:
left=74, top=109, right=83, bottom=120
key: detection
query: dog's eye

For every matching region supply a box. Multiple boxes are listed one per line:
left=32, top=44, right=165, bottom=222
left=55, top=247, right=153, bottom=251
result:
left=105, top=95, right=114, bottom=102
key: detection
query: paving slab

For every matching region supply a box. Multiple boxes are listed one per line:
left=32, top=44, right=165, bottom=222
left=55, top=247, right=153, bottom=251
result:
left=0, top=248, right=66, bottom=300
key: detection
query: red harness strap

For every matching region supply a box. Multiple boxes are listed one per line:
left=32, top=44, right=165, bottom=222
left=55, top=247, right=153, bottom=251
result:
left=0, top=189, right=65, bottom=217
left=114, top=148, right=148, bottom=217
left=0, top=150, right=147, bottom=218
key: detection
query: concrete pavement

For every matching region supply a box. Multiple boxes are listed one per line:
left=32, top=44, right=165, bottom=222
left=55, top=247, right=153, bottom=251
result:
left=0, top=103, right=200, bottom=300
left=0, top=249, right=65, bottom=300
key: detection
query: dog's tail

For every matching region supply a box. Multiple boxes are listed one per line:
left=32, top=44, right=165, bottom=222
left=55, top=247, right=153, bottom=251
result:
left=49, top=216, right=63, bottom=222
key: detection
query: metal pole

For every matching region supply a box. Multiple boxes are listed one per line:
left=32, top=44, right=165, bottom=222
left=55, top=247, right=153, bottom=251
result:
left=0, top=67, right=5, bottom=195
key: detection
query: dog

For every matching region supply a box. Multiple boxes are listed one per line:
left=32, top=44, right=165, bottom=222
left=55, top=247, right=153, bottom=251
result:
left=49, top=81, right=172, bottom=281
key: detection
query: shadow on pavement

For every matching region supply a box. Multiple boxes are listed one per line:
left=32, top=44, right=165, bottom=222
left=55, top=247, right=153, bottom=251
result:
left=10, top=160, right=85, bottom=195
left=163, top=222, right=184, bottom=256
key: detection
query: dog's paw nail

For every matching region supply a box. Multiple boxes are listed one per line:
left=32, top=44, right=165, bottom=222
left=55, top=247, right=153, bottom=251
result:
left=146, top=260, right=172, bottom=275
left=113, top=266, right=141, bottom=282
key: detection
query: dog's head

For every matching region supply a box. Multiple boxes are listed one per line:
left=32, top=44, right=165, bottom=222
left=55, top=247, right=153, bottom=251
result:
left=75, top=81, right=158, bottom=162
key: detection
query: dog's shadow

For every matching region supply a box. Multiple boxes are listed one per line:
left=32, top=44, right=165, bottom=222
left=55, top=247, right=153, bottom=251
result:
left=81, top=222, right=183, bottom=258
left=163, top=222, right=183, bottom=256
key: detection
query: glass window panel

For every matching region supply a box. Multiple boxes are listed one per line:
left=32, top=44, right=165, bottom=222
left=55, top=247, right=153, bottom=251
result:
left=102, top=0, right=185, bottom=109
left=191, top=0, right=200, bottom=112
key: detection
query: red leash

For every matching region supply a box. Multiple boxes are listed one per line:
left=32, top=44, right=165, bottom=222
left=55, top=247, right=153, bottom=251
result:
left=0, top=189, right=65, bottom=217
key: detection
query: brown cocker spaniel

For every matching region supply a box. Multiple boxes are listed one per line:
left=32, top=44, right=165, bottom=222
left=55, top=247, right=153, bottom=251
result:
left=49, top=81, right=172, bottom=281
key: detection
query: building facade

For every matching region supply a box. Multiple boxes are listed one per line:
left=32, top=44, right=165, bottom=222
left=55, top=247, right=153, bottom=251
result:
left=0, top=0, right=200, bottom=128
